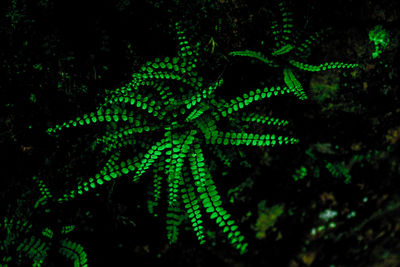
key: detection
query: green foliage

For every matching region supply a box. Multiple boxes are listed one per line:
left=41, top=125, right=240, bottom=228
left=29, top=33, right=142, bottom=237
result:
left=2, top=0, right=398, bottom=264
left=292, top=166, right=307, bottom=181
left=41, top=228, right=53, bottom=239
left=0, top=214, right=86, bottom=267
left=369, top=25, right=390, bottom=59
left=181, top=169, right=206, bottom=244
left=16, top=236, right=49, bottom=267
left=166, top=206, right=184, bottom=245
left=325, top=161, right=352, bottom=184
left=0, top=217, right=32, bottom=253
left=59, top=239, right=88, bottom=267
left=32, top=176, right=52, bottom=208
left=350, top=147, right=392, bottom=167
left=229, top=0, right=359, bottom=101
left=0, top=198, right=49, bottom=267
left=43, top=20, right=303, bottom=255
left=0, top=255, right=11, bottom=267
left=292, top=143, right=356, bottom=183
left=61, top=225, right=75, bottom=235
left=0, top=185, right=85, bottom=266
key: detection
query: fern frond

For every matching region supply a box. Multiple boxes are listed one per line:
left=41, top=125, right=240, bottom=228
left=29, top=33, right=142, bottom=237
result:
left=166, top=206, right=183, bottom=244
left=165, top=131, right=196, bottom=205
left=16, top=236, right=49, bottom=267
left=41, top=228, right=53, bottom=239
left=133, top=134, right=170, bottom=180
left=180, top=173, right=206, bottom=244
left=241, top=112, right=289, bottom=127
left=216, top=86, right=292, bottom=117
left=294, top=27, right=332, bottom=58
left=57, top=156, right=137, bottom=203
left=229, top=50, right=279, bottom=67
left=283, top=68, right=307, bottom=100
left=209, top=131, right=298, bottom=146
left=147, top=167, right=163, bottom=217
left=189, top=144, right=248, bottom=254
left=276, top=1, right=294, bottom=47
left=47, top=109, right=159, bottom=135
left=61, top=225, right=75, bottom=235
left=59, top=239, right=88, bottom=267
left=174, top=22, right=200, bottom=62
left=271, top=44, right=294, bottom=56
left=326, top=161, right=352, bottom=184
left=289, top=60, right=359, bottom=72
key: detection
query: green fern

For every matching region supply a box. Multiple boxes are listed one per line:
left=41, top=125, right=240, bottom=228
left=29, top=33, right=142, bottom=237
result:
left=0, top=188, right=86, bottom=266
left=32, top=176, right=52, bottom=208
left=166, top=206, right=184, bottom=245
left=61, top=225, right=76, bottom=235
left=292, top=166, right=307, bottom=181
left=16, top=236, right=49, bottom=267
left=325, top=161, right=352, bottom=184
left=229, top=0, right=359, bottom=100
left=44, top=21, right=302, bottom=254
left=59, top=239, right=88, bottom=267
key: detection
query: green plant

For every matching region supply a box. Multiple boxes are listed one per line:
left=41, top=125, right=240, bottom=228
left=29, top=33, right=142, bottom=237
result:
left=59, top=239, right=88, bottom=267
left=229, top=1, right=359, bottom=100
left=325, top=161, right=352, bottom=184
left=292, top=166, right=307, bottom=181
left=369, top=25, right=390, bottom=59
left=44, top=21, right=303, bottom=254
left=0, top=185, right=87, bottom=267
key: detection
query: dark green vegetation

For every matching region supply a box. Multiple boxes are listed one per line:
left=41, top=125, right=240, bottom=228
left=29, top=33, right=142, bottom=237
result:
left=1, top=0, right=400, bottom=266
